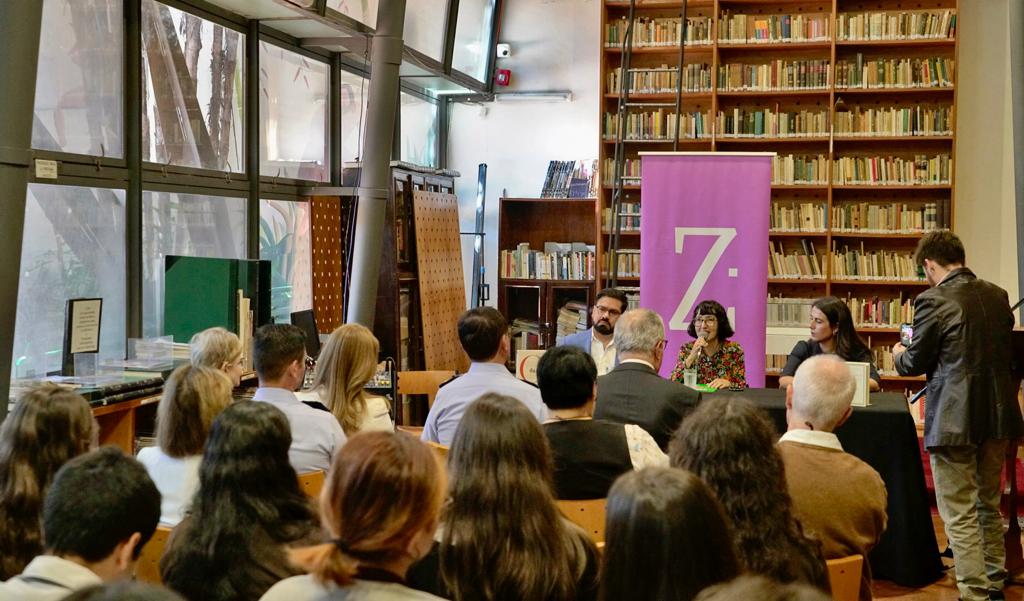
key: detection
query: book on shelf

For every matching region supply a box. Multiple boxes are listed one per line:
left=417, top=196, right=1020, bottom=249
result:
left=831, top=201, right=947, bottom=232
left=540, top=160, right=598, bottom=199
left=717, top=59, right=830, bottom=91
left=604, top=110, right=710, bottom=141
left=718, top=12, right=830, bottom=44
left=605, top=15, right=713, bottom=48
left=832, top=154, right=952, bottom=186
left=829, top=241, right=925, bottom=281
left=500, top=242, right=596, bottom=280
left=716, top=107, right=829, bottom=138
left=602, top=202, right=641, bottom=232
left=767, top=295, right=915, bottom=329
left=772, top=154, right=828, bottom=185
left=511, top=318, right=541, bottom=351
left=602, top=158, right=641, bottom=187
left=555, top=300, right=589, bottom=344
left=620, top=287, right=641, bottom=311
left=770, top=202, right=826, bottom=232
left=833, top=105, right=953, bottom=137
left=607, top=249, right=641, bottom=278
left=834, top=54, right=954, bottom=89
left=836, top=9, right=956, bottom=41
left=766, top=297, right=815, bottom=327
left=606, top=64, right=712, bottom=96
left=769, top=240, right=824, bottom=279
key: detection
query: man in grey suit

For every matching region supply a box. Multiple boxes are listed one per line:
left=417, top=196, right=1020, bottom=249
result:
left=560, top=288, right=628, bottom=376
left=594, top=308, right=701, bottom=450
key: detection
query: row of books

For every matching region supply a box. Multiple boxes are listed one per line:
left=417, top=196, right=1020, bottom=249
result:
left=832, top=154, right=952, bottom=186
left=770, top=202, right=826, bottom=232
left=766, top=350, right=906, bottom=379
left=607, top=249, right=641, bottom=278
left=540, top=160, right=598, bottom=199
left=772, top=154, right=829, bottom=185
left=605, top=65, right=712, bottom=96
left=500, top=242, right=597, bottom=281
left=511, top=319, right=541, bottom=352
left=769, top=240, right=824, bottom=279
left=831, top=201, right=948, bottom=232
left=602, top=158, right=641, bottom=186
left=835, top=55, right=954, bottom=89
left=717, top=59, right=830, bottom=92
left=716, top=107, right=829, bottom=138
left=555, top=301, right=589, bottom=344
left=829, top=243, right=924, bottom=281
left=604, top=16, right=713, bottom=48
left=601, top=202, right=641, bottom=232
left=767, top=295, right=915, bottom=329
left=718, top=12, right=830, bottom=44
left=766, top=296, right=815, bottom=327
left=836, top=10, right=956, bottom=41
left=621, top=287, right=641, bottom=311
left=603, top=110, right=710, bottom=141
left=834, top=105, right=953, bottom=137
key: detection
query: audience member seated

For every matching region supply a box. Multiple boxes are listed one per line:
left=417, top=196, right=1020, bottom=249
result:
left=61, top=582, right=185, bottom=601
left=695, top=575, right=831, bottom=601
left=780, top=355, right=888, bottom=601
left=260, top=432, right=447, bottom=601
left=669, top=299, right=747, bottom=390
left=308, top=323, right=393, bottom=435
left=0, top=383, right=96, bottom=581
left=538, top=346, right=665, bottom=500
left=161, top=402, right=322, bottom=601
left=600, top=467, right=738, bottom=601
left=0, top=447, right=160, bottom=601
left=190, top=327, right=246, bottom=387
left=251, top=324, right=345, bottom=473
left=594, top=308, right=701, bottom=450
left=408, top=393, right=599, bottom=601
left=778, top=296, right=880, bottom=391
left=670, top=396, right=830, bottom=591
left=422, top=307, right=547, bottom=446
left=137, top=365, right=233, bottom=526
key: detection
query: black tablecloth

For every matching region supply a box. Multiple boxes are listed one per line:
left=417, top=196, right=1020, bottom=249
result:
left=716, top=389, right=944, bottom=587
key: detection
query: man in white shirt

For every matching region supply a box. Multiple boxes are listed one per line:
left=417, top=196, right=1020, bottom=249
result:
left=422, top=307, right=547, bottom=446
left=559, top=288, right=628, bottom=376
left=252, top=324, right=346, bottom=473
left=0, top=447, right=161, bottom=601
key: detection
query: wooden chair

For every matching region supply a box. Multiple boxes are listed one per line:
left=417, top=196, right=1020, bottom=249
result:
left=396, top=425, right=425, bottom=437
left=556, top=498, right=606, bottom=544
left=825, top=554, right=863, bottom=601
left=425, top=440, right=449, bottom=461
left=297, top=470, right=326, bottom=499
left=397, top=370, right=456, bottom=409
left=136, top=525, right=173, bottom=584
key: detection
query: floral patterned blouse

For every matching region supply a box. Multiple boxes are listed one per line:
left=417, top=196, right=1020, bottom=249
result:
left=669, top=340, right=747, bottom=389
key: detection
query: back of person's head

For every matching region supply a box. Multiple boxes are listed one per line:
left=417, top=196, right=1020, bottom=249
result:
left=289, top=432, right=445, bottom=586
left=791, top=355, right=856, bottom=431
left=444, top=393, right=594, bottom=601
left=613, top=308, right=664, bottom=354
left=686, top=299, right=735, bottom=340
left=156, top=365, right=233, bottom=457
left=811, top=296, right=868, bottom=360
left=190, top=327, right=243, bottom=371
left=0, top=383, right=96, bottom=579
left=595, top=288, right=628, bottom=313
left=44, top=447, right=160, bottom=567
left=537, top=346, right=597, bottom=410
left=311, top=323, right=382, bottom=434
left=61, top=582, right=186, bottom=601
left=914, top=230, right=965, bottom=267
left=457, top=307, right=507, bottom=361
left=695, top=575, right=831, bottom=601
left=252, top=324, right=306, bottom=381
left=600, top=467, right=738, bottom=601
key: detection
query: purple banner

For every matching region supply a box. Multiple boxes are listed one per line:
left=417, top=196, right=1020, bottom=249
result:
left=639, top=153, right=771, bottom=386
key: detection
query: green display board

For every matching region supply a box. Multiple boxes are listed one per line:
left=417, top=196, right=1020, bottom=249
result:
left=163, top=256, right=271, bottom=344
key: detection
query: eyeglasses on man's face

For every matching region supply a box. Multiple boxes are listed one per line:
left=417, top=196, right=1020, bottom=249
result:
left=594, top=305, right=622, bottom=317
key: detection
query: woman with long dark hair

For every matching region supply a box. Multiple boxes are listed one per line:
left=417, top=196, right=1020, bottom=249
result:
left=669, top=396, right=830, bottom=592
left=161, top=401, right=321, bottom=601
left=0, top=383, right=96, bottom=580
left=669, top=299, right=746, bottom=389
left=408, top=393, right=599, bottom=601
left=599, top=467, right=738, bottom=601
left=778, top=296, right=880, bottom=391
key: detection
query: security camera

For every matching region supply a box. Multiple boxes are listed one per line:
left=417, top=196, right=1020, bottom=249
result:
left=496, top=43, right=511, bottom=58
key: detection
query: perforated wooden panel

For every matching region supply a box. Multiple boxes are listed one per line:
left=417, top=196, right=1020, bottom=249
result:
left=413, top=191, right=470, bottom=372
left=310, top=195, right=347, bottom=332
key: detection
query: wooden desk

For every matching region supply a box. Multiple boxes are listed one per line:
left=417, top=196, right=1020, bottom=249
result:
left=93, top=394, right=161, bottom=454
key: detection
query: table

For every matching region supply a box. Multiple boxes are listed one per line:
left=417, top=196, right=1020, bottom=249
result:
left=717, top=388, right=944, bottom=587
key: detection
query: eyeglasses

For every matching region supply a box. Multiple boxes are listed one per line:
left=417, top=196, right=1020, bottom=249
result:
left=594, top=305, right=622, bottom=317
left=694, top=316, right=718, bottom=325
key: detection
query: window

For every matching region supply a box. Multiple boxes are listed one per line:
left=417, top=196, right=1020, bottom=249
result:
left=400, top=92, right=438, bottom=167
left=260, top=200, right=313, bottom=324
left=404, top=0, right=447, bottom=60
left=327, top=0, right=378, bottom=28
left=141, top=191, right=247, bottom=338
left=453, top=0, right=496, bottom=81
left=13, top=184, right=126, bottom=378
left=141, top=0, right=245, bottom=172
left=32, top=0, right=123, bottom=158
left=340, top=70, right=369, bottom=165
left=260, top=42, right=331, bottom=182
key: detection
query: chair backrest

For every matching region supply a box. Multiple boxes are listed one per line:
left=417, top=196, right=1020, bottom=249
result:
left=424, top=440, right=449, bottom=462
left=136, top=525, right=173, bottom=584
left=297, top=470, right=326, bottom=499
left=825, top=554, right=863, bottom=601
left=556, top=498, right=606, bottom=544
left=397, top=370, right=456, bottom=408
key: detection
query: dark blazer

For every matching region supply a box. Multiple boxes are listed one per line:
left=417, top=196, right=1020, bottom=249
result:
left=594, top=361, right=701, bottom=450
left=895, top=267, right=1023, bottom=448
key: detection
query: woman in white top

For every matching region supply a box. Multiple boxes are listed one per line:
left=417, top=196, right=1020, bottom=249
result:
left=137, top=364, right=233, bottom=526
left=190, top=327, right=246, bottom=387
left=260, top=431, right=447, bottom=601
left=311, top=324, right=393, bottom=435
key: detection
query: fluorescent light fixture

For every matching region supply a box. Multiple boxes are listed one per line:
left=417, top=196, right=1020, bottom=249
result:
left=494, top=91, right=573, bottom=103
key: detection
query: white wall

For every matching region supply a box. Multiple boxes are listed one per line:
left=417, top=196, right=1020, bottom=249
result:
left=448, top=0, right=600, bottom=305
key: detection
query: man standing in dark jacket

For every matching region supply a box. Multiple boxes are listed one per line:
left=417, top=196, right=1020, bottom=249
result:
left=893, top=231, right=1022, bottom=601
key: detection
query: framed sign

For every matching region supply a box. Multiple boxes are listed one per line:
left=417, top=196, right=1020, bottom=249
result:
left=62, top=298, right=103, bottom=375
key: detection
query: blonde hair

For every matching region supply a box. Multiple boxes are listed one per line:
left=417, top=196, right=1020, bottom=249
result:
left=312, top=324, right=382, bottom=434
left=156, top=365, right=234, bottom=457
left=190, top=327, right=243, bottom=371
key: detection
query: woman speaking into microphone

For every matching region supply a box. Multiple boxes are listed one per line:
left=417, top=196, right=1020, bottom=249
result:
left=670, top=300, right=747, bottom=389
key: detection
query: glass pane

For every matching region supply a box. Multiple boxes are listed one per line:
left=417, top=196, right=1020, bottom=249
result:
left=13, top=184, right=126, bottom=379
left=260, top=43, right=331, bottom=182
left=400, top=92, right=438, bottom=167
left=259, top=200, right=313, bottom=324
left=405, top=0, right=447, bottom=60
left=453, top=0, right=495, bottom=81
left=141, top=0, right=245, bottom=172
left=32, top=0, right=123, bottom=158
left=327, top=0, right=378, bottom=28
left=142, top=191, right=247, bottom=338
left=340, top=70, right=369, bottom=165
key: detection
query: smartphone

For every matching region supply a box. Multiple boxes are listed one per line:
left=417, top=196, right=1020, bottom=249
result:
left=899, top=323, right=913, bottom=347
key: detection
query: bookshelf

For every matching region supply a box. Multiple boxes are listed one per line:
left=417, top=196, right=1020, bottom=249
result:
left=600, top=0, right=958, bottom=390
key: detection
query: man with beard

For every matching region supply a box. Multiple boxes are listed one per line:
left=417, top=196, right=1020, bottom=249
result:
left=560, top=288, right=628, bottom=376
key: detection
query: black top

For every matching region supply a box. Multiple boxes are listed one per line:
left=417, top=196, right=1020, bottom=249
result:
left=544, top=419, right=633, bottom=500
left=594, top=362, right=701, bottom=451
left=781, top=340, right=881, bottom=383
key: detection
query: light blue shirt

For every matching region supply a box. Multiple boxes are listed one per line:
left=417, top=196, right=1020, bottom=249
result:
left=253, top=387, right=346, bottom=474
left=421, top=362, right=548, bottom=446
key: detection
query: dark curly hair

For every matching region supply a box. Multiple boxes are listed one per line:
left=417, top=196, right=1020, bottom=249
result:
left=668, top=397, right=830, bottom=592
left=686, top=300, right=734, bottom=340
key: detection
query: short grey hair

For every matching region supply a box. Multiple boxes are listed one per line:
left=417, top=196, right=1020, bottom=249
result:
left=791, top=354, right=857, bottom=431
left=613, top=308, right=665, bottom=354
